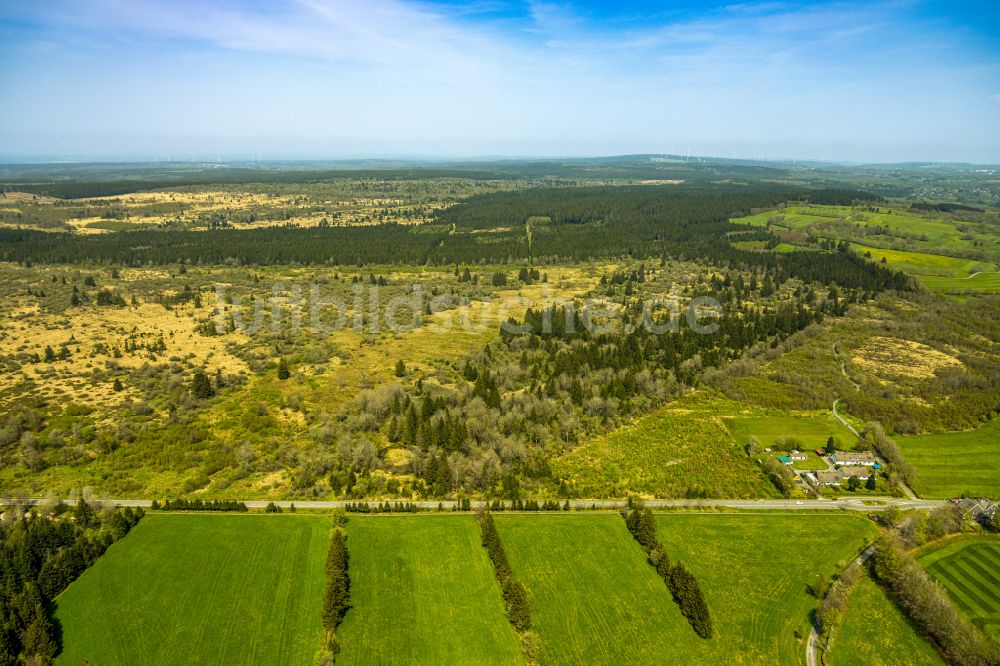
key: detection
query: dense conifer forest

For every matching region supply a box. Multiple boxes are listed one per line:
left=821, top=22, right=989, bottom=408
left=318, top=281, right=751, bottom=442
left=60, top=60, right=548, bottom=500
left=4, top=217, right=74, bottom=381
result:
left=1, top=185, right=907, bottom=295
left=0, top=500, right=143, bottom=664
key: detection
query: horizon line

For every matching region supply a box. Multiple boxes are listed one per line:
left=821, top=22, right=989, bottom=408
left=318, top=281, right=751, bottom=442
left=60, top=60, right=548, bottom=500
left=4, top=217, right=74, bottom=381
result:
left=1, top=153, right=998, bottom=170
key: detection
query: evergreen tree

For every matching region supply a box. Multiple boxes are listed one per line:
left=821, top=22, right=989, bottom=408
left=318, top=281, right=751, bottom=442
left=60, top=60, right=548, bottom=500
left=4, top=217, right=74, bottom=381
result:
left=191, top=370, right=214, bottom=399
left=0, top=623, right=19, bottom=666
left=277, top=357, right=291, bottom=380
left=22, top=606, right=57, bottom=663
left=323, top=529, right=351, bottom=630
left=669, top=563, right=713, bottom=638
left=477, top=511, right=531, bottom=632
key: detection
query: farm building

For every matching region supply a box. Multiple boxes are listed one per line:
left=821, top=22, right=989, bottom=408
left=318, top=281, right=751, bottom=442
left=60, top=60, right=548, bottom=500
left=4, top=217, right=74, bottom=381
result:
left=813, top=471, right=843, bottom=486
left=788, top=451, right=808, bottom=461
left=777, top=455, right=792, bottom=465
left=830, top=451, right=876, bottom=466
left=840, top=467, right=871, bottom=479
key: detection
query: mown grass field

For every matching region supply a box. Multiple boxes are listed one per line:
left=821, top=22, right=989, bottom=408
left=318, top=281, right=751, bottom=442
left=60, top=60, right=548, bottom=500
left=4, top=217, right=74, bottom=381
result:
left=919, top=271, right=1000, bottom=294
left=918, top=535, right=1000, bottom=640
left=495, top=512, right=876, bottom=666
left=494, top=513, right=694, bottom=665
left=830, top=576, right=944, bottom=666
left=552, top=393, right=776, bottom=498
left=656, top=513, right=877, bottom=666
left=849, top=243, right=994, bottom=278
left=724, top=411, right=857, bottom=452
left=899, top=420, right=1000, bottom=498
left=336, top=515, right=524, bottom=665
left=54, top=514, right=330, bottom=666
left=732, top=208, right=841, bottom=230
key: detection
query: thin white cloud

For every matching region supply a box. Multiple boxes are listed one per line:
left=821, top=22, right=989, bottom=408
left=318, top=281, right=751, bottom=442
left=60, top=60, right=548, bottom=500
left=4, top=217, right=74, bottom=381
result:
left=0, top=0, right=997, bottom=161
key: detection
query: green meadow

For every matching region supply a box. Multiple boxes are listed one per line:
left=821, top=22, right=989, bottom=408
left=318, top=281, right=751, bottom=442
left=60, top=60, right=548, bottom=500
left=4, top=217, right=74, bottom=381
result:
left=849, top=243, right=993, bottom=278
left=732, top=208, right=842, bottom=230
left=724, top=411, right=858, bottom=452
left=494, top=513, right=695, bottom=666
left=731, top=204, right=1000, bottom=291
left=656, top=513, right=877, bottom=666
left=899, top=420, right=1000, bottom=498
left=919, top=271, right=1000, bottom=294
left=919, top=535, right=1000, bottom=640
left=336, top=515, right=524, bottom=665
left=831, top=576, right=944, bottom=666
left=734, top=204, right=972, bottom=249
left=55, top=514, right=330, bottom=666
left=495, top=512, right=876, bottom=666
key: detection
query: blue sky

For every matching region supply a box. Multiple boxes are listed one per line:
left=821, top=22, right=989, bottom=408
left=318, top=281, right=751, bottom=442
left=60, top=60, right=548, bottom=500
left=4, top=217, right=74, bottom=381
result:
left=1, top=0, right=998, bottom=162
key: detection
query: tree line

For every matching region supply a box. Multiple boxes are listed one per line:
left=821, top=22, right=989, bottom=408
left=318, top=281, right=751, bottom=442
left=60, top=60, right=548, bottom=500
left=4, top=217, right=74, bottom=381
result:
left=624, top=507, right=713, bottom=639
left=814, top=562, right=861, bottom=649
left=152, top=498, right=248, bottom=512
left=870, top=534, right=999, bottom=666
left=342, top=502, right=421, bottom=513
left=321, top=527, right=351, bottom=659
left=477, top=511, right=531, bottom=632
left=0, top=500, right=143, bottom=665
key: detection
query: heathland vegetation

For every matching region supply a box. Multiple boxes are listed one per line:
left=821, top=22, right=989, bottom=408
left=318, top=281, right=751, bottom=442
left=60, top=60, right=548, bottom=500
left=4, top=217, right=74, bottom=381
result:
left=1, top=167, right=997, bottom=508
left=1, top=160, right=999, bottom=665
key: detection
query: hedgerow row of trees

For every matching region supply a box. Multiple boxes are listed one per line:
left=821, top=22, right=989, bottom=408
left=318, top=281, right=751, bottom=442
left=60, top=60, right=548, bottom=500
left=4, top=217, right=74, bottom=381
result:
left=152, top=498, right=248, bottom=512
left=0, top=500, right=143, bottom=665
left=342, top=501, right=421, bottom=513
left=870, top=534, right=999, bottom=666
left=624, top=507, right=713, bottom=639
left=477, top=511, right=531, bottom=632
left=814, top=562, right=861, bottom=647
left=863, top=422, right=915, bottom=486
left=321, top=527, right=351, bottom=658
